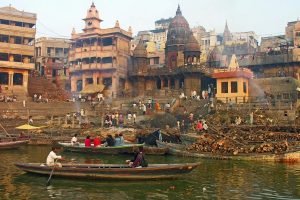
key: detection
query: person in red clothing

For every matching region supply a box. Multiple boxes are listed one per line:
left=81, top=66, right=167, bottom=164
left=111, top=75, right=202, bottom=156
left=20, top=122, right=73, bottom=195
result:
left=196, top=120, right=203, bottom=133
left=93, top=135, right=101, bottom=147
left=85, top=135, right=91, bottom=147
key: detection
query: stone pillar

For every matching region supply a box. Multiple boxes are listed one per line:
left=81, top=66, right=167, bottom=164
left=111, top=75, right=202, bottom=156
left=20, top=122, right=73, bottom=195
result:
left=160, top=78, right=164, bottom=89
left=112, top=75, right=118, bottom=98
left=93, top=73, right=97, bottom=85
left=168, top=78, right=171, bottom=89
left=23, top=72, right=28, bottom=93
left=82, top=74, right=86, bottom=90
left=71, top=76, right=77, bottom=92
left=8, top=72, right=13, bottom=86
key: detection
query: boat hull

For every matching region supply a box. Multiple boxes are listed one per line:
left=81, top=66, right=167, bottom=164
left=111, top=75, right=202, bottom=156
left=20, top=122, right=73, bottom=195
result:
left=156, top=140, right=300, bottom=163
left=15, top=162, right=199, bottom=180
left=58, top=142, right=168, bottom=155
left=0, top=140, right=28, bottom=150
left=58, top=142, right=144, bottom=155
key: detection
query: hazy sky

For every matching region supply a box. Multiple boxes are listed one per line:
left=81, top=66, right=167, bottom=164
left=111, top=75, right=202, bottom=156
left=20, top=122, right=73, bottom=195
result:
left=1, top=0, right=299, bottom=39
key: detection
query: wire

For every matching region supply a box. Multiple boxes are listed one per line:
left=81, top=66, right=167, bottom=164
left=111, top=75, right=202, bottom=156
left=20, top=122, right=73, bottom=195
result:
left=36, top=19, right=69, bottom=38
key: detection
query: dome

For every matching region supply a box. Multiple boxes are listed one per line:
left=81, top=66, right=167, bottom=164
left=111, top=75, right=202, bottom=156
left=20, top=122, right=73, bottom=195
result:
left=133, top=40, right=147, bottom=58
left=184, top=34, right=200, bottom=52
left=166, top=5, right=191, bottom=46
left=85, top=2, right=100, bottom=20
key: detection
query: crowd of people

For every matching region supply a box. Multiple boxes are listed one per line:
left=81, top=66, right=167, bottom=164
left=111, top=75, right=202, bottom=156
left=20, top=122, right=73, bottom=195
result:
left=71, top=133, right=125, bottom=147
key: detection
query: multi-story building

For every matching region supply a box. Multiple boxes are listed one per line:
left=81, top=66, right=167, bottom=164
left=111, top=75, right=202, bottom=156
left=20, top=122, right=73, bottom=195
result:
left=35, top=37, right=70, bottom=80
left=68, top=3, right=132, bottom=97
left=0, top=5, right=36, bottom=95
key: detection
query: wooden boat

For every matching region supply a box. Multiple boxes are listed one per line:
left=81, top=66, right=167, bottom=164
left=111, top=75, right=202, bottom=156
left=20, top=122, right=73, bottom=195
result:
left=143, top=146, right=168, bottom=155
left=58, top=142, right=168, bottom=155
left=15, top=162, right=200, bottom=180
left=58, top=142, right=144, bottom=154
left=180, top=133, right=201, bottom=145
left=156, top=140, right=300, bottom=163
left=0, top=140, right=29, bottom=150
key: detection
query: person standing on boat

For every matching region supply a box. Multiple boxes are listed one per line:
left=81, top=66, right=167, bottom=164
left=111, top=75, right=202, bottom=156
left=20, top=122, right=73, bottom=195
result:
left=46, top=146, right=63, bottom=168
left=71, top=134, right=79, bottom=145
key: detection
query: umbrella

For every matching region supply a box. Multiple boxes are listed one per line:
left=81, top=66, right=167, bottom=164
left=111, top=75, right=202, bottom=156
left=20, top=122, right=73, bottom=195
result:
left=80, top=84, right=105, bottom=94
left=15, top=124, right=43, bottom=130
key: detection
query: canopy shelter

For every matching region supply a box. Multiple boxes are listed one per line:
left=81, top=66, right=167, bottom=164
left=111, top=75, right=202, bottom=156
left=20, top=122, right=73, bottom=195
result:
left=80, top=84, right=105, bottom=94
left=15, top=124, right=44, bottom=130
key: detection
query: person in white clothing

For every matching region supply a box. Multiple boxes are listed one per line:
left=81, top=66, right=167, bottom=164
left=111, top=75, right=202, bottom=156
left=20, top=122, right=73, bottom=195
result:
left=46, top=146, right=63, bottom=168
left=71, top=134, right=79, bottom=145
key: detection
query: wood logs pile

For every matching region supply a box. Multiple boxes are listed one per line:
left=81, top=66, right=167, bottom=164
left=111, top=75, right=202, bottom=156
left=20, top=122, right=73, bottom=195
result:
left=186, top=137, right=291, bottom=155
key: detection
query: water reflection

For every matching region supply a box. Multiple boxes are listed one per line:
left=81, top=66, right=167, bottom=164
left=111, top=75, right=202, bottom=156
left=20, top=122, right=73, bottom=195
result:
left=0, top=146, right=300, bottom=199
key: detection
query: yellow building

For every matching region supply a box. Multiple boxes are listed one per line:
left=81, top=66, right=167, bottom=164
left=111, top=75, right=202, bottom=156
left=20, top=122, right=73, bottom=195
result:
left=69, top=3, right=132, bottom=97
left=0, top=5, right=36, bottom=96
left=213, top=55, right=253, bottom=103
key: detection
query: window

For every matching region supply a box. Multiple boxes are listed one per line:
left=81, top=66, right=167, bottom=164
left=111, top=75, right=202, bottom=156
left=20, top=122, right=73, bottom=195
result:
left=154, top=57, right=159, bottom=64
left=243, top=82, right=247, bottom=93
left=0, top=72, right=9, bottom=85
left=102, top=38, right=113, bottom=46
left=231, top=82, right=238, bottom=93
left=221, top=82, right=228, bottom=93
left=86, top=78, right=93, bottom=85
left=296, top=32, right=300, bottom=37
left=283, top=93, right=289, bottom=99
left=103, top=77, right=112, bottom=87
left=102, top=57, right=112, bottom=64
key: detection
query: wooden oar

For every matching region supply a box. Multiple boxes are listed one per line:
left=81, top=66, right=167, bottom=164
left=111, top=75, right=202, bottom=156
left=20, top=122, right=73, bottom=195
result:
left=46, top=158, right=76, bottom=186
left=0, top=123, right=12, bottom=137
left=46, top=165, right=55, bottom=186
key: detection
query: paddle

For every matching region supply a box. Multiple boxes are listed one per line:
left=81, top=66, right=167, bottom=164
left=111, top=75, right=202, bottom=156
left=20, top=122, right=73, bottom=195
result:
left=46, top=158, right=76, bottom=186
left=46, top=164, right=56, bottom=186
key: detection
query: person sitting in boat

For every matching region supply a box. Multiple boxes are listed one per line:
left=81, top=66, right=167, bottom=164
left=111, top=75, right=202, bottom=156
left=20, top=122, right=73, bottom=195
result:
left=93, top=135, right=101, bottom=147
left=71, top=134, right=79, bottom=145
left=104, top=135, right=115, bottom=147
left=85, top=135, right=91, bottom=147
left=119, top=133, right=124, bottom=145
left=126, top=147, right=148, bottom=168
left=46, top=146, right=63, bottom=168
left=114, top=134, right=121, bottom=146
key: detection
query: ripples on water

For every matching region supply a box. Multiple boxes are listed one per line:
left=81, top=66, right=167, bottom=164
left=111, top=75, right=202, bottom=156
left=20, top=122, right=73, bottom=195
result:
left=1, top=146, right=300, bottom=199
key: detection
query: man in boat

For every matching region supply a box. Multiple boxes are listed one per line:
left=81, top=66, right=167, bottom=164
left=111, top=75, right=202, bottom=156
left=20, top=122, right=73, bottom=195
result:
left=126, top=147, right=148, bottom=168
left=71, top=134, right=79, bottom=145
left=104, top=135, right=115, bottom=146
left=46, top=146, right=64, bottom=168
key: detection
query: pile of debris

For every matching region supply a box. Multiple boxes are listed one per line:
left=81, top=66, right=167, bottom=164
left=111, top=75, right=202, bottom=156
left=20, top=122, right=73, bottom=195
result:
left=186, top=133, right=296, bottom=155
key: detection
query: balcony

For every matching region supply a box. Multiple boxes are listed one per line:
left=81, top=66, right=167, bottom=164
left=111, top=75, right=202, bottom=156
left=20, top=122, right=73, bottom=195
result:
left=69, top=63, right=116, bottom=73
left=45, top=62, right=64, bottom=69
left=0, top=24, right=35, bottom=38
left=0, top=60, right=34, bottom=70
left=0, top=42, right=34, bottom=55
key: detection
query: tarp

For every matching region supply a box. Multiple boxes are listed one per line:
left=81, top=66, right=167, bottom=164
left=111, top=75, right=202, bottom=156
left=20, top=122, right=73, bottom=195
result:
left=15, top=124, right=44, bottom=130
left=80, top=84, right=105, bottom=94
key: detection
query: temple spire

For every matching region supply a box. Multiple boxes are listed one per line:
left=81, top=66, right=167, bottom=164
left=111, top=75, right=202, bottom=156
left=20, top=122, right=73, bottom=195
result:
left=176, top=4, right=182, bottom=16
left=223, top=20, right=232, bottom=44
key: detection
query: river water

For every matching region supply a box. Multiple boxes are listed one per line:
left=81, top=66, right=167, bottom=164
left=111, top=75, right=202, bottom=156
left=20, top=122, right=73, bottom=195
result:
left=1, top=145, right=300, bottom=200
